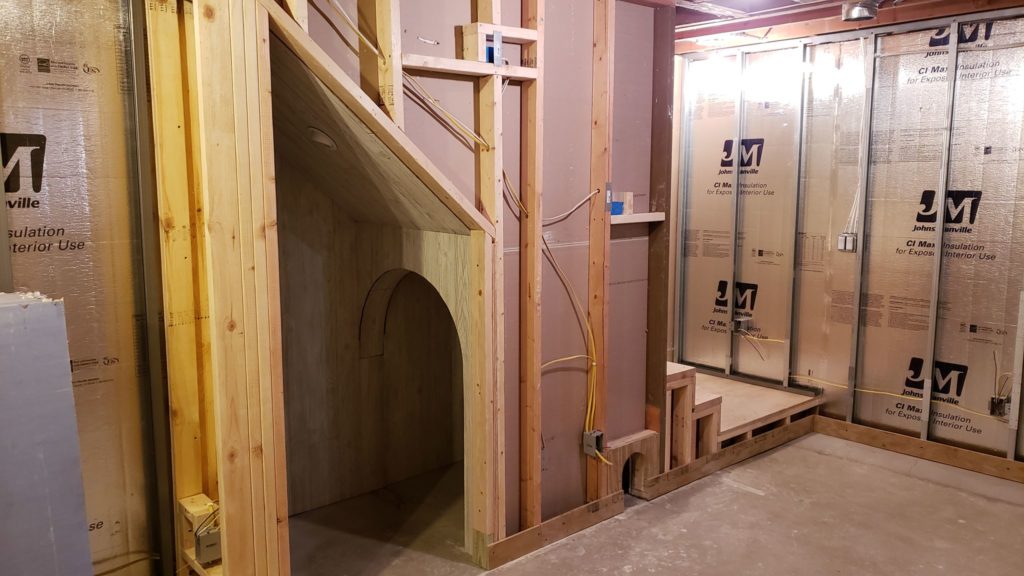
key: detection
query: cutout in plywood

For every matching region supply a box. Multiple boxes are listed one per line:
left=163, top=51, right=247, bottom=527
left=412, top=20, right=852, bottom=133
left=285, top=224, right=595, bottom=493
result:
left=268, top=33, right=490, bottom=235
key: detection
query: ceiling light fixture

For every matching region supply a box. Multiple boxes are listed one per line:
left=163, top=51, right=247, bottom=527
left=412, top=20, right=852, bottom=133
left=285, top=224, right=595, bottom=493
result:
left=841, top=0, right=879, bottom=22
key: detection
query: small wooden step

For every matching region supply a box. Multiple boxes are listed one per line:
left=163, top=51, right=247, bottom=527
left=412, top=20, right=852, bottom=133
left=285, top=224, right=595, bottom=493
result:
left=694, top=388, right=722, bottom=416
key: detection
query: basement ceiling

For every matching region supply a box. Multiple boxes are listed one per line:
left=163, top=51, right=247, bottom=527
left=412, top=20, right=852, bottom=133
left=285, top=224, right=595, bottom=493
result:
left=675, top=0, right=843, bottom=27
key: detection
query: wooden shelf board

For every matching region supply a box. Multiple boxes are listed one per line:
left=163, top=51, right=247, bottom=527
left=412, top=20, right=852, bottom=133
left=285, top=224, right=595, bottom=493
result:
left=610, top=212, right=665, bottom=225
left=402, top=54, right=538, bottom=81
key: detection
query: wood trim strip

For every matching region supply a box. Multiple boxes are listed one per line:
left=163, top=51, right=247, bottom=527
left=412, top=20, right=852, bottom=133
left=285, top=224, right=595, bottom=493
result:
left=638, top=415, right=814, bottom=500
left=486, top=492, right=625, bottom=569
left=813, top=416, right=1024, bottom=484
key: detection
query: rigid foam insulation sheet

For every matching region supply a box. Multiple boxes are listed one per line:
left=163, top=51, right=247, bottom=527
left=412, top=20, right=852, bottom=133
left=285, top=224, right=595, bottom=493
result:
left=1, top=294, right=92, bottom=576
left=0, top=0, right=155, bottom=572
left=856, top=21, right=1024, bottom=454
left=933, top=19, right=1024, bottom=454
left=680, top=55, right=738, bottom=371
left=680, top=48, right=802, bottom=381
left=854, top=28, right=951, bottom=437
left=792, top=39, right=867, bottom=417
left=733, top=48, right=803, bottom=382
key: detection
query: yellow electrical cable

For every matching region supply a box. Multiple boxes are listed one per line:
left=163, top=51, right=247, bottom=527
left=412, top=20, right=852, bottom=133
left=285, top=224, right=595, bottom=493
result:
left=402, top=72, right=491, bottom=149
left=790, top=374, right=848, bottom=390
left=930, top=400, right=1008, bottom=423
left=541, top=354, right=593, bottom=370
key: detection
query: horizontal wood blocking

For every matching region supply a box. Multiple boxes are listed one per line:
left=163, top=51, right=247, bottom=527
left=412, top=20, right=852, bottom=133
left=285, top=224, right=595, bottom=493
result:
left=813, top=416, right=1024, bottom=484
left=463, top=22, right=539, bottom=45
left=486, top=492, right=624, bottom=569
left=402, top=54, right=539, bottom=81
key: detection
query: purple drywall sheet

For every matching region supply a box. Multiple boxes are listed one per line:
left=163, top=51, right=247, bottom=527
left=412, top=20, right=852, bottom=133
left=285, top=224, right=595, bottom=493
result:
left=613, top=1, right=654, bottom=215
left=607, top=235, right=650, bottom=441
left=540, top=241, right=589, bottom=520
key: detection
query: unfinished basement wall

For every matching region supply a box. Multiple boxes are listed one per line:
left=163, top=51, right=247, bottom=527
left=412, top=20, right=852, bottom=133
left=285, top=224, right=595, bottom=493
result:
left=678, top=13, right=1024, bottom=459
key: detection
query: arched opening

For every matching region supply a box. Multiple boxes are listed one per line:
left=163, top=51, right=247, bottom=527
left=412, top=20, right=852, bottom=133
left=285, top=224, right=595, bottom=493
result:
left=286, top=269, right=469, bottom=570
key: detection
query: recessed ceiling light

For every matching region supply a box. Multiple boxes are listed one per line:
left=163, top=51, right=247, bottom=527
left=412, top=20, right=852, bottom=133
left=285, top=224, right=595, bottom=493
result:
left=307, top=126, right=337, bottom=151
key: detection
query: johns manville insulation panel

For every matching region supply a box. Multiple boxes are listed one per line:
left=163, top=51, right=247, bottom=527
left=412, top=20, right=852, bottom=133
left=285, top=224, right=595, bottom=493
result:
left=733, top=47, right=803, bottom=382
left=680, top=12, right=1024, bottom=459
left=680, top=55, right=739, bottom=371
left=0, top=0, right=155, bottom=571
left=930, top=19, right=1024, bottom=453
left=792, top=39, right=866, bottom=417
left=852, top=28, right=949, bottom=435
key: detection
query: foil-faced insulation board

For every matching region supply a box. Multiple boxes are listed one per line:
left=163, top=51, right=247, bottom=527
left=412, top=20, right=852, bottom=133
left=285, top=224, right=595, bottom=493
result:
left=680, top=15, right=1024, bottom=457
left=0, top=0, right=155, bottom=570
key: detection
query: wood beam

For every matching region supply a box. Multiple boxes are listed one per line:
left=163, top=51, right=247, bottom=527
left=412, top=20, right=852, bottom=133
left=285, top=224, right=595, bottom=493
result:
left=469, top=0, right=507, bottom=545
left=586, top=0, right=614, bottom=502
left=358, top=0, right=404, bottom=127
left=519, top=0, right=544, bottom=533
left=645, top=4, right=674, bottom=472
left=814, top=416, right=1024, bottom=484
left=192, top=1, right=289, bottom=573
left=143, top=0, right=212, bottom=569
left=487, top=492, right=625, bottom=569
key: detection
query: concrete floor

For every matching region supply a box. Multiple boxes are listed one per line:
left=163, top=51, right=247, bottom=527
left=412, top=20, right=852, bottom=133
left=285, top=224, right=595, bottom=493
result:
left=290, top=434, right=1024, bottom=576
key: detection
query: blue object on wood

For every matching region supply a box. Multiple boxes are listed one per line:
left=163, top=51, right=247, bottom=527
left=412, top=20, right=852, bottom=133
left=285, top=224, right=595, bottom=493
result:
left=611, top=201, right=624, bottom=215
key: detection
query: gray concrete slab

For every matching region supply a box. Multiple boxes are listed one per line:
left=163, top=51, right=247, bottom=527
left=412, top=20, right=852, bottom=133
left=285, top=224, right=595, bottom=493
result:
left=290, top=434, right=1024, bottom=576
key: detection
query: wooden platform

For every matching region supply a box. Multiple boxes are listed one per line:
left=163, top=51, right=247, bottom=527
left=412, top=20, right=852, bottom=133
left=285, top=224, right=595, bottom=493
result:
left=696, top=373, right=822, bottom=444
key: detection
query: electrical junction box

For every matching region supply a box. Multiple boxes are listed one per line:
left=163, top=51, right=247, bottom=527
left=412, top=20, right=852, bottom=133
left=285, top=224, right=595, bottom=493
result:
left=583, top=430, right=604, bottom=457
left=733, top=317, right=752, bottom=332
left=196, top=525, right=222, bottom=565
left=837, top=232, right=858, bottom=253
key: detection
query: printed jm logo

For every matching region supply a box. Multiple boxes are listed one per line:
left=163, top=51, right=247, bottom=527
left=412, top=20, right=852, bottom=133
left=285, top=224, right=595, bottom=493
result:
left=905, top=357, right=969, bottom=397
left=714, top=280, right=759, bottom=313
left=721, top=138, right=765, bottom=168
left=928, top=22, right=994, bottom=47
left=1, top=133, right=46, bottom=193
left=916, top=190, right=982, bottom=225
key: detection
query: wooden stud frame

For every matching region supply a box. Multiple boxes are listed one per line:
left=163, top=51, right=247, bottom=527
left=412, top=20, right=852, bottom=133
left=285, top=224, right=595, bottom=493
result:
left=587, top=0, right=614, bottom=503
left=145, top=1, right=1024, bottom=574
